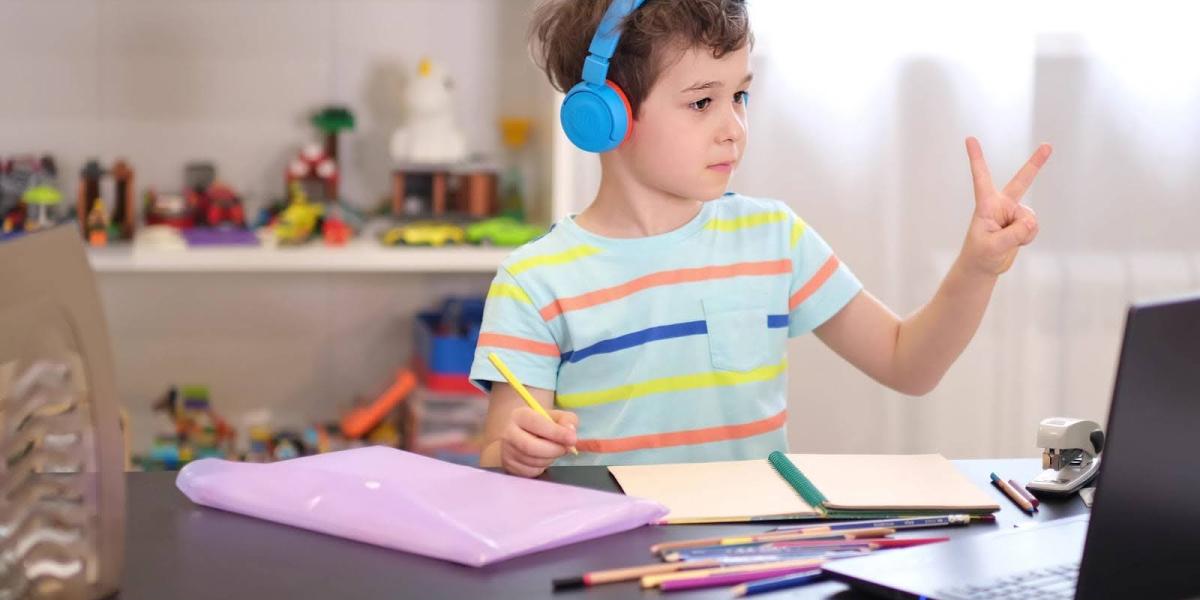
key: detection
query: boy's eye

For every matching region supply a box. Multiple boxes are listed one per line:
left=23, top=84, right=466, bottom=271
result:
left=734, top=90, right=750, bottom=105
left=689, top=98, right=712, bottom=111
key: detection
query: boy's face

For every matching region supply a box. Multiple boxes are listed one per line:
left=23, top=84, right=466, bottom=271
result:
left=618, top=43, right=751, bottom=202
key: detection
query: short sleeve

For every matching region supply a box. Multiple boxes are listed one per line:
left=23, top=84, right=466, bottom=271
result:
left=785, top=212, right=863, bottom=337
left=469, top=268, right=562, bottom=392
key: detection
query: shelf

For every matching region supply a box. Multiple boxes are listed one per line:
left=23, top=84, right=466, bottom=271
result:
left=87, top=240, right=511, bottom=274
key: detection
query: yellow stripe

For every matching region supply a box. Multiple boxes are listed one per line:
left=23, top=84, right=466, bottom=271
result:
left=507, top=245, right=602, bottom=276
left=486, top=283, right=532, bottom=304
left=557, top=359, right=787, bottom=408
left=790, top=217, right=807, bottom=248
left=704, top=210, right=789, bottom=232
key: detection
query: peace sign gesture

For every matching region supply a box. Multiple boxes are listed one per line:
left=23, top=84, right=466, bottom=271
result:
left=960, top=136, right=1053, bottom=276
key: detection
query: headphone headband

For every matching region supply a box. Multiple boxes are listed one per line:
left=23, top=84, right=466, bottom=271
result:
left=581, top=0, right=647, bottom=85
left=559, top=0, right=647, bottom=153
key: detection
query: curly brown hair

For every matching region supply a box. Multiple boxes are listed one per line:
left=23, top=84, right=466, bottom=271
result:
left=529, top=0, right=753, bottom=118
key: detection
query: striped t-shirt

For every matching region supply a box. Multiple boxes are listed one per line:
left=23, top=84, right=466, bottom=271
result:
left=469, top=193, right=862, bottom=466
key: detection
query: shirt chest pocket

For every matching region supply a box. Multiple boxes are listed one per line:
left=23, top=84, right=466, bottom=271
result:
left=703, top=295, right=770, bottom=372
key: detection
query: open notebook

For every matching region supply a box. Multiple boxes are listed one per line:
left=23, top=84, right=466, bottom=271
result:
left=609, top=452, right=1000, bottom=524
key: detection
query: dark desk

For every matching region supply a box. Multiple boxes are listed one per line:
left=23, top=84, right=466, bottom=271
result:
left=116, top=458, right=1087, bottom=599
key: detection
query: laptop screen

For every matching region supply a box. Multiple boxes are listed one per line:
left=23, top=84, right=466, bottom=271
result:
left=1077, top=294, right=1200, bottom=599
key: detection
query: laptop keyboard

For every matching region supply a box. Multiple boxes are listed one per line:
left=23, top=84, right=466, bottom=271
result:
left=938, top=561, right=1079, bottom=600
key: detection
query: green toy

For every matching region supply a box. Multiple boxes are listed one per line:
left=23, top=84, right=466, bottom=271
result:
left=21, top=184, right=63, bottom=231
left=465, top=217, right=545, bottom=247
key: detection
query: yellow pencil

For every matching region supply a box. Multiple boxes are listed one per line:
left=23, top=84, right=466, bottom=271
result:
left=487, top=352, right=579, bottom=455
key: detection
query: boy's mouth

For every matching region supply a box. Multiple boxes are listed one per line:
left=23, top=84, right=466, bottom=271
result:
left=707, top=161, right=734, bottom=173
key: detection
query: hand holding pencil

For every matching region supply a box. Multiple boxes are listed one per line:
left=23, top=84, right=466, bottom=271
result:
left=489, top=353, right=580, bottom=478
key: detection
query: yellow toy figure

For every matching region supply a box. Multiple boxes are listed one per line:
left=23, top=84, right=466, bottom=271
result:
left=274, top=182, right=324, bottom=244
left=86, top=199, right=109, bottom=247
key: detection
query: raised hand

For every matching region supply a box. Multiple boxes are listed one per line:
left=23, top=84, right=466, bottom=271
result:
left=960, top=136, right=1052, bottom=276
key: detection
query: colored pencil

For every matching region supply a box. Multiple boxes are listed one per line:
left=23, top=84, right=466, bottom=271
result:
left=551, top=559, right=720, bottom=590
left=487, top=352, right=578, bottom=455
left=1009, top=479, right=1041, bottom=508
left=991, top=473, right=1035, bottom=514
left=769, top=514, right=972, bottom=533
left=659, top=563, right=823, bottom=592
left=732, top=571, right=827, bottom=597
left=641, top=558, right=824, bottom=589
left=649, top=526, right=895, bottom=556
left=664, top=536, right=950, bottom=562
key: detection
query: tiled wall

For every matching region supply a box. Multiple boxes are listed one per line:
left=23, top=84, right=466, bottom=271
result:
left=0, top=0, right=551, bottom=213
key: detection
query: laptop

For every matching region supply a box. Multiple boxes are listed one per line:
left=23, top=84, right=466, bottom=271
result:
left=0, top=227, right=125, bottom=599
left=824, top=293, right=1200, bottom=600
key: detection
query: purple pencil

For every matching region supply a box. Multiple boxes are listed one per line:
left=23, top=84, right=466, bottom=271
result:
left=659, top=564, right=822, bottom=592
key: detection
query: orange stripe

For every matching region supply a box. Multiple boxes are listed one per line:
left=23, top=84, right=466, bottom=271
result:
left=575, top=410, right=787, bottom=454
left=476, top=333, right=559, bottom=357
left=788, top=255, right=839, bottom=311
left=539, top=259, right=792, bottom=321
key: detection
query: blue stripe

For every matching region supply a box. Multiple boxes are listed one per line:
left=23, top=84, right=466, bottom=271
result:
left=561, top=314, right=790, bottom=364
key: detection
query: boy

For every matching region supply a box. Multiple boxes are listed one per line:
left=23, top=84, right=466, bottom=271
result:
left=470, top=0, right=1051, bottom=477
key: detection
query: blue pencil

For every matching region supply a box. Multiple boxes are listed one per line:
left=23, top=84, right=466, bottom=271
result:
left=668, top=543, right=873, bottom=562
left=769, top=514, right=972, bottom=533
left=732, top=570, right=826, bottom=596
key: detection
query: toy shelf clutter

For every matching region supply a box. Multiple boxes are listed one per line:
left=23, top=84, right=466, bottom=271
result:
left=2, top=0, right=569, bottom=461
left=133, top=296, right=491, bottom=470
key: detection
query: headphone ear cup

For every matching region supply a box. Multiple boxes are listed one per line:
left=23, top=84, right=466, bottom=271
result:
left=605, top=80, right=634, bottom=146
left=560, top=81, right=631, bottom=153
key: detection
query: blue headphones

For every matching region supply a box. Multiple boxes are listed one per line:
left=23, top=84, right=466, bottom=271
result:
left=560, top=0, right=647, bottom=153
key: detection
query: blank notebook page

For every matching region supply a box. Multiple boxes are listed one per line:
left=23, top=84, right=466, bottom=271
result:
left=609, top=459, right=819, bottom=521
left=786, top=454, right=999, bottom=511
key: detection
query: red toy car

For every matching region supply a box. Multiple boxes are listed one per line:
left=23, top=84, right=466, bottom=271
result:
left=198, top=182, right=246, bottom=228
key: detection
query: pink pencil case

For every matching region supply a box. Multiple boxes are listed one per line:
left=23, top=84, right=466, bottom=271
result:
left=176, top=446, right=666, bottom=567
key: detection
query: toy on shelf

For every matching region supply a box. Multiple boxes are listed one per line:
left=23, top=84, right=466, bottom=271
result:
left=388, top=57, right=497, bottom=219
left=390, top=58, right=467, bottom=166
left=409, top=387, right=489, bottom=466
left=312, top=105, right=355, bottom=164
left=465, top=216, right=545, bottom=247
left=498, top=116, right=534, bottom=220
left=380, top=221, right=465, bottom=247
left=269, top=431, right=308, bottom=461
left=340, top=370, right=417, bottom=439
left=86, top=199, right=111, bottom=246
left=271, top=181, right=326, bottom=244
left=21, top=182, right=63, bottom=233
left=144, top=162, right=254, bottom=247
left=390, top=163, right=498, bottom=219
left=322, top=211, right=352, bottom=246
left=138, top=385, right=236, bottom=470
left=78, top=159, right=135, bottom=245
left=185, top=162, right=247, bottom=229
left=134, top=225, right=187, bottom=250
left=142, top=189, right=194, bottom=229
left=413, top=297, right=485, bottom=395
left=287, top=142, right=339, bottom=204
left=1, top=155, right=64, bottom=237
left=303, top=422, right=351, bottom=455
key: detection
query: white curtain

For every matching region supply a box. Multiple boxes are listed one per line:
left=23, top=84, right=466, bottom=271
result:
left=554, top=1, right=1200, bottom=458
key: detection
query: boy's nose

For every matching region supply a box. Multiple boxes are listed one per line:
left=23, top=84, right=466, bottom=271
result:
left=717, top=108, right=747, bottom=144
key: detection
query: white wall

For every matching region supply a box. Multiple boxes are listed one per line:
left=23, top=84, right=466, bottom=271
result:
left=554, top=6, right=1200, bottom=458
